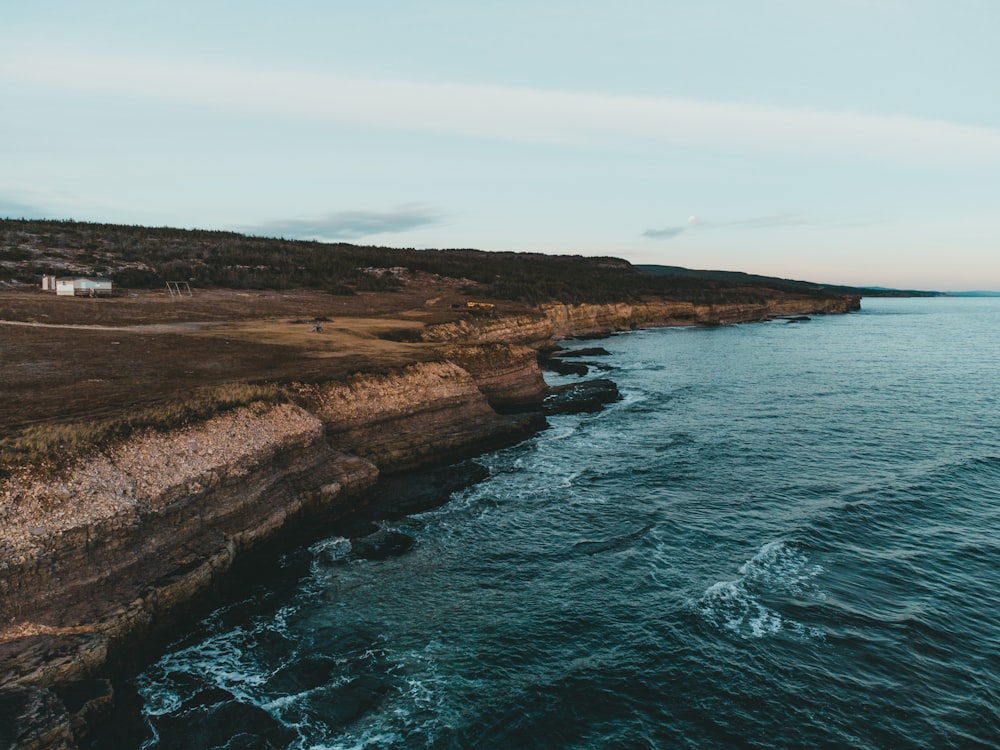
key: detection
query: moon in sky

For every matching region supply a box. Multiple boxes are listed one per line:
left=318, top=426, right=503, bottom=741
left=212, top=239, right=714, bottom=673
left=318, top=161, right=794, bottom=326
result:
left=687, top=215, right=698, bottom=223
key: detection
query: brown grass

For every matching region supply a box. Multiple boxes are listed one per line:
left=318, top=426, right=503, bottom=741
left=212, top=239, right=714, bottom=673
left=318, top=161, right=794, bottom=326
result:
left=0, top=277, right=521, bottom=475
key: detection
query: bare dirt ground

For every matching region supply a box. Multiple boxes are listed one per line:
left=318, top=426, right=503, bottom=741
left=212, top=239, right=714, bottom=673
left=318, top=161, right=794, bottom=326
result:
left=0, top=276, right=522, bottom=437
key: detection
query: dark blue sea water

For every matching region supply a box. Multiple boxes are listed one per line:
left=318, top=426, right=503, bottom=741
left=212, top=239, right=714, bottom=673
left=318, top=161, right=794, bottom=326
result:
left=133, top=297, right=1000, bottom=749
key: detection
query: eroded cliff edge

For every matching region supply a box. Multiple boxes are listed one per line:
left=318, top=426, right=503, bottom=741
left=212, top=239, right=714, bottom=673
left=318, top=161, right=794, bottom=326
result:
left=423, top=296, right=859, bottom=345
left=0, top=295, right=858, bottom=747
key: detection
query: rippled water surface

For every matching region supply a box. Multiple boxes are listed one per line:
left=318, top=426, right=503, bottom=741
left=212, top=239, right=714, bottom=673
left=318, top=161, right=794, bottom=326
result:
left=132, top=298, right=1000, bottom=749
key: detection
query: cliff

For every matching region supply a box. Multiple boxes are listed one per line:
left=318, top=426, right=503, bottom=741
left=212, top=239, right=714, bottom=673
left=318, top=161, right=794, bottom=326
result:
left=0, top=404, right=375, bottom=677
left=292, top=361, right=544, bottom=471
left=438, top=344, right=549, bottom=411
left=0, top=359, right=547, bottom=746
left=0, top=293, right=858, bottom=747
left=423, top=296, right=860, bottom=345
left=540, top=296, right=860, bottom=336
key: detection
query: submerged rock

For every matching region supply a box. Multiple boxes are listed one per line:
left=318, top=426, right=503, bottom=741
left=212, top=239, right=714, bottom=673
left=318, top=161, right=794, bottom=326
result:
left=349, top=529, right=415, bottom=561
left=357, top=460, right=491, bottom=523
left=302, top=674, right=389, bottom=729
left=539, top=346, right=614, bottom=377
left=264, top=655, right=339, bottom=696
left=178, top=686, right=236, bottom=712
left=540, top=358, right=589, bottom=376
left=151, top=700, right=296, bottom=750
left=544, top=379, right=621, bottom=415
left=550, top=346, right=612, bottom=358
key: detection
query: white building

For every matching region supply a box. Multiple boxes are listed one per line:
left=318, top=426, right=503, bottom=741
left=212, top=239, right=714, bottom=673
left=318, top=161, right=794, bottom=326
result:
left=54, top=277, right=114, bottom=296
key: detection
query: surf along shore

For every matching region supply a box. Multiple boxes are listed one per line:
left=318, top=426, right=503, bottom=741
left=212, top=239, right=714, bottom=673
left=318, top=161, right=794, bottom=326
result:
left=0, top=279, right=859, bottom=747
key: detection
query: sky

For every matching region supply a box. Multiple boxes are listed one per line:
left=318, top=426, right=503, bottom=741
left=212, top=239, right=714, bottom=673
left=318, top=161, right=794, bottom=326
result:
left=2, top=1, right=999, bottom=291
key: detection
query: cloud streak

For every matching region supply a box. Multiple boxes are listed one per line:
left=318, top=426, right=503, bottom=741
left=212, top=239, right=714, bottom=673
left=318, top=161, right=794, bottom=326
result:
left=644, top=212, right=813, bottom=240
left=6, top=47, right=1000, bottom=167
left=246, top=207, right=446, bottom=241
left=642, top=226, right=686, bottom=240
left=697, top=213, right=811, bottom=230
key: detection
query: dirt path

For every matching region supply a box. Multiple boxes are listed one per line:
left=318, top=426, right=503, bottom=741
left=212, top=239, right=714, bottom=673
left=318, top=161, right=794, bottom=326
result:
left=0, top=319, right=212, bottom=333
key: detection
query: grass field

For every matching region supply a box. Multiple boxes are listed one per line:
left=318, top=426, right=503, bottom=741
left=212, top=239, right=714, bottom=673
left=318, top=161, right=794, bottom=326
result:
left=0, top=274, right=515, bottom=472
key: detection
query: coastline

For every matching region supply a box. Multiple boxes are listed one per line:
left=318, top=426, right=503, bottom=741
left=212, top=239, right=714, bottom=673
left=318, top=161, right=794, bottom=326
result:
left=0, top=294, right=859, bottom=748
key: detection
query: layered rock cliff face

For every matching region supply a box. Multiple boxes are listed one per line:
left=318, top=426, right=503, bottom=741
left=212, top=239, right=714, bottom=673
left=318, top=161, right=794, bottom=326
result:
left=293, top=361, right=544, bottom=472
left=542, top=297, right=860, bottom=336
left=0, top=404, right=376, bottom=682
left=420, top=312, right=554, bottom=347
left=0, top=403, right=382, bottom=748
left=438, top=344, right=549, bottom=411
left=0, top=358, right=549, bottom=746
left=423, top=296, right=860, bottom=345
left=0, top=357, right=551, bottom=738
left=0, top=293, right=859, bottom=747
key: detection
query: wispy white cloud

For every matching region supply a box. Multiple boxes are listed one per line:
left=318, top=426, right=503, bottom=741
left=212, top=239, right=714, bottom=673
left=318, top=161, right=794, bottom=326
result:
left=642, top=226, right=686, bottom=240
left=644, top=212, right=813, bottom=240
left=695, top=213, right=812, bottom=230
left=246, top=206, right=446, bottom=241
left=5, top=47, right=1000, bottom=167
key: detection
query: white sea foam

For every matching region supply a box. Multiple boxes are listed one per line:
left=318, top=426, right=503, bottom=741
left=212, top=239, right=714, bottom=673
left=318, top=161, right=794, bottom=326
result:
left=738, top=540, right=824, bottom=595
left=309, top=536, right=353, bottom=564
left=615, top=388, right=648, bottom=408
left=559, top=470, right=581, bottom=488
left=696, top=541, right=824, bottom=639
left=698, top=579, right=785, bottom=637
left=294, top=642, right=457, bottom=750
left=270, top=604, right=300, bottom=640
left=307, top=730, right=405, bottom=750
left=548, top=426, right=578, bottom=441
left=617, top=360, right=668, bottom=372
left=136, top=625, right=274, bottom=716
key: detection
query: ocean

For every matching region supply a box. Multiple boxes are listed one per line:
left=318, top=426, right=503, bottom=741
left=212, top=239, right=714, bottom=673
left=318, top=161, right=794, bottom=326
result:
left=126, top=297, right=1000, bottom=749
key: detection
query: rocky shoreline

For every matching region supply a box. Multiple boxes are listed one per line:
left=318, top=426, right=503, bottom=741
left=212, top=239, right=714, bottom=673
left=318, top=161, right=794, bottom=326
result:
left=0, top=295, right=859, bottom=748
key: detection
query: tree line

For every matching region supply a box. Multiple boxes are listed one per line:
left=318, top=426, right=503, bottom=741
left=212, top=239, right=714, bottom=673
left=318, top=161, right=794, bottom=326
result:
left=0, top=218, right=839, bottom=305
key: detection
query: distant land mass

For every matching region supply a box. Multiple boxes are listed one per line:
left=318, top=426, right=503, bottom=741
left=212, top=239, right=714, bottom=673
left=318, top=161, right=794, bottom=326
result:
left=0, top=218, right=945, bottom=301
left=636, top=265, right=944, bottom=298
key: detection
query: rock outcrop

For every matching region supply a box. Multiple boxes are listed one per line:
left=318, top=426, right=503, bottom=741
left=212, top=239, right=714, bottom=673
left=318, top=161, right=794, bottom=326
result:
left=0, top=683, right=76, bottom=750
left=439, top=343, right=549, bottom=411
left=422, top=297, right=859, bottom=346
left=545, top=378, right=622, bottom=415
left=0, top=404, right=377, bottom=685
left=420, top=312, right=553, bottom=347
left=541, top=297, right=860, bottom=338
left=293, top=361, right=544, bottom=472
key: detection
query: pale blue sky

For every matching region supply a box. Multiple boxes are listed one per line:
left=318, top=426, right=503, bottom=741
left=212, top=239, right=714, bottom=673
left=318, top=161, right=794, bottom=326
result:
left=2, top=1, right=998, bottom=290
